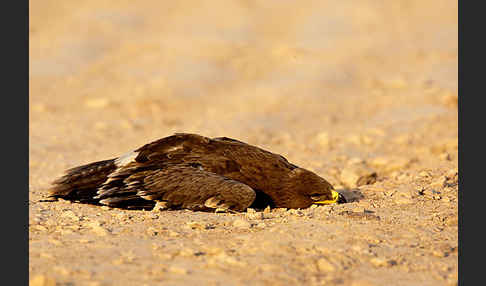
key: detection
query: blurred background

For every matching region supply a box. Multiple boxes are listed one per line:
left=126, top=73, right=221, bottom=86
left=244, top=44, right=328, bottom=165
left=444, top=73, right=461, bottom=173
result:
left=30, top=0, right=457, bottom=185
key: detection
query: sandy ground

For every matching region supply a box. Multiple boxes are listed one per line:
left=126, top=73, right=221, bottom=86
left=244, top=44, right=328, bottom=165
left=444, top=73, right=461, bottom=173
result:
left=29, top=1, right=458, bottom=285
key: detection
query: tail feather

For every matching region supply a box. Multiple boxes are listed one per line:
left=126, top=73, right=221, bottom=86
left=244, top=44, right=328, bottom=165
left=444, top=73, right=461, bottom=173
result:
left=49, top=159, right=117, bottom=198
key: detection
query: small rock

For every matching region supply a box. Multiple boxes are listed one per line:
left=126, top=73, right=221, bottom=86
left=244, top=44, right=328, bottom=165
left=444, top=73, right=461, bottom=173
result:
left=168, top=230, right=179, bottom=237
left=446, top=168, right=458, bottom=179
left=445, top=216, right=458, bottom=226
left=186, top=221, right=207, bottom=230
left=418, top=170, right=431, bottom=178
left=233, top=219, right=251, bottom=228
left=29, top=275, right=56, bottom=286
left=146, top=227, right=159, bottom=236
left=33, top=225, right=48, bottom=232
left=87, top=221, right=109, bottom=236
left=61, top=210, right=79, bottom=221
left=288, top=209, right=303, bottom=216
left=152, top=201, right=170, bottom=211
left=316, top=132, right=332, bottom=148
left=370, top=157, right=390, bottom=168
left=53, top=266, right=71, bottom=276
left=168, top=266, right=188, bottom=275
left=91, top=226, right=109, bottom=236
left=178, top=248, right=196, bottom=257
left=371, top=157, right=411, bottom=172
left=317, top=258, right=336, bottom=272
left=48, top=239, right=62, bottom=246
left=40, top=252, right=54, bottom=259
left=444, top=169, right=458, bottom=187
left=432, top=250, right=448, bottom=257
left=340, top=164, right=377, bottom=188
left=439, top=153, right=451, bottom=161
left=394, top=196, right=413, bottom=205
left=348, top=157, right=365, bottom=165
left=148, top=213, right=159, bottom=219
left=246, top=212, right=264, bottom=220
left=370, top=257, right=388, bottom=267
left=212, top=252, right=246, bottom=266
left=256, top=222, right=266, bottom=228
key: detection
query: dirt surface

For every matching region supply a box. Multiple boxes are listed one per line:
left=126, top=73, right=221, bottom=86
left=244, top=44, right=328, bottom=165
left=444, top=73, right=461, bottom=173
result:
left=29, top=1, right=458, bottom=285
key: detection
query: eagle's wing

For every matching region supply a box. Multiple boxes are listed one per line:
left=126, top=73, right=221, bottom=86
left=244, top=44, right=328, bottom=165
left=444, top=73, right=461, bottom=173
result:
left=89, top=133, right=255, bottom=210
left=49, top=133, right=271, bottom=210
left=96, top=166, right=256, bottom=211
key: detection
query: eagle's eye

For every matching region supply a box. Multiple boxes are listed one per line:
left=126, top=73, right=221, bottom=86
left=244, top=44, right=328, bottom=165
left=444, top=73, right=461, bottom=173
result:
left=310, top=194, right=324, bottom=201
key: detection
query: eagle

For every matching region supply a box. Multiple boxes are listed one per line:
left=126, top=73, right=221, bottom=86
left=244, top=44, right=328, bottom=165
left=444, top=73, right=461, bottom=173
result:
left=48, top=133, right=346, bottom=211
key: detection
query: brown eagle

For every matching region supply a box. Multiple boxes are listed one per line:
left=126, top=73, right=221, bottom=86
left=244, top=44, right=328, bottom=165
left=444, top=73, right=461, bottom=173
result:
left=48, top=133, right=346, bottom=211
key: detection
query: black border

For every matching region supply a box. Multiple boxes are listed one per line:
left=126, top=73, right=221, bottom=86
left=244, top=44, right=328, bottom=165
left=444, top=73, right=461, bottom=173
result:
left=2, top=0, right=29, bottom=284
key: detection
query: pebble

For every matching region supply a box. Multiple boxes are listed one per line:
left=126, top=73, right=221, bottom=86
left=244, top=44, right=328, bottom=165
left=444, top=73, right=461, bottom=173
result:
left=340, top=164, right=377, bottom=188
left=245, top=212, right=264, bottom=220
left=48, top=239, right=62, bottom=246
left=432, top=250, right=448, bottom=257
left=146, top=227, right=159, bottom=236
left=153, top=201, right=170, bottom=211
left=148, top=213, right=159, bottom=219
left=439, top=153, right=451, bottom=161
left=316, top=132, right=332, bottom=148
left=53, top=266, right=71, bottom=276
left=211, top=252, right=246, bottom=266
left=186, top=221, right=209, bottom=230
left=316, top=258, right=336, bottom=272
left=87, top=221, right=110, bottom=236
left=256, top=222, right=266, bottom=228
left=33, top=225, right=48, bottom=232
left=446, top=168, right=458, bottom=179
left=369, top=257, right=388, bottom=267
left=168, top=230, right=179, bottom=237
left=29, top=275, right=56, bottom=286
left=61, top=210, right=79, bottom=221
left=178, top=248, right=196, bottom=257
left=168, top=266, right=188, bottom=275
left=91, top=226, right=109, bottom=236
left=370, top=157, right=411, bottom=172
left=394, top=196, right=413, bottom=205
left=233, top=219, right=251, bottom=229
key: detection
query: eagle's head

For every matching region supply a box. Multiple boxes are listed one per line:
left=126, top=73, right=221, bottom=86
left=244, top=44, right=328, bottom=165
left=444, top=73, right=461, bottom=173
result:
left=277, top=167, right=346, bottom=209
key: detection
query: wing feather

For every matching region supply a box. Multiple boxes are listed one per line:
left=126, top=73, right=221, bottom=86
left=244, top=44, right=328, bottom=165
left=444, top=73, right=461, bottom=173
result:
left=98, top=166, right=256, bottom=211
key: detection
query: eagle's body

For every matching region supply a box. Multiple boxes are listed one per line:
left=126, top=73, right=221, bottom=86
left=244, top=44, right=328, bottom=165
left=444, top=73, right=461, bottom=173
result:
left=49, top=133, right=343, bottom=211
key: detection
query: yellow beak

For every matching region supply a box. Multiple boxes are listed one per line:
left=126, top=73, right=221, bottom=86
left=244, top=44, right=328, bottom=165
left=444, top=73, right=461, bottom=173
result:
left=313, top=190, right=340, bottom=205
